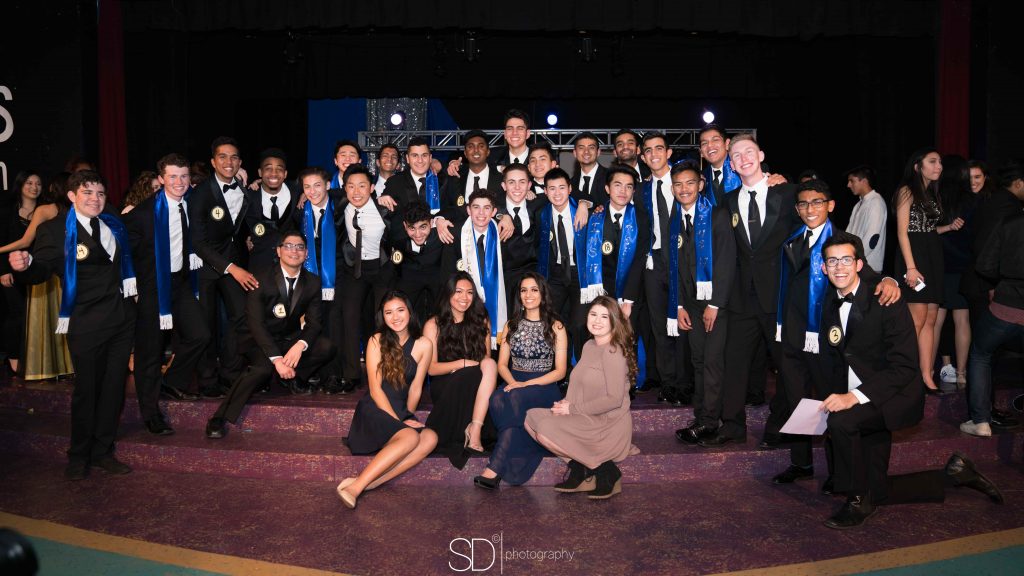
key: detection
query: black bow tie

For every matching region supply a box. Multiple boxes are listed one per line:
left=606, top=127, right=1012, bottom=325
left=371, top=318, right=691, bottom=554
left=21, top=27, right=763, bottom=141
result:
left=223, top=182, right=239, bottom=192
left=835, top=293, right=856, bottom=308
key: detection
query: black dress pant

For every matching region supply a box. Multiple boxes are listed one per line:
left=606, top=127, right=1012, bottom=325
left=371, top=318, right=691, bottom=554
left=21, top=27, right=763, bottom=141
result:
left=339, top=261, right=391, bottom=381
left=66, top=318, right=135, bottom=464
left=394, top=271, right=440, bottom=324
left=683, top=303, right=729, bottom=427
left=721, top=309, right=780, bottom=439
left=548, top=265, right=587, bottom=364
left=216, top=336, right=335, bottom=423
left=134, top=273, right=210, bottom=420
left=197, top=273, right=248, bottom=385
left=767, top=342, right=829, bottom=467
left=828, top=403, right=946, bottom=504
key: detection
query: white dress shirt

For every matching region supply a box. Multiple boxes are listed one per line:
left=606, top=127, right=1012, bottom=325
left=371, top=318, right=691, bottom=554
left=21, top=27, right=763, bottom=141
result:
left=260, top=183, right=292, bottom=221
left=165, top=193, right=188, bottom=272
left=839, top=279, right=870, bottom=404
left=374, top=174, right=388, bottom=197
left=345, top=203, right=386, bottom=260
left=577, top=165, right=599, bottom=196
left=506, top=198, right=531, bottom=234
left=464, top=167, right=490, bottom=200
left=552, top=204, right=575, bottom=265
left=650, top=171, right=674, bottom=250
left=847, top=190, right=888, bottom=272
left=738, top=176, right=769, bottom=240
left=268, top=267, right=308, bottom=361
left=75, top=211, right=116, bottom=262
left=214, top=175, right=245, bottom=223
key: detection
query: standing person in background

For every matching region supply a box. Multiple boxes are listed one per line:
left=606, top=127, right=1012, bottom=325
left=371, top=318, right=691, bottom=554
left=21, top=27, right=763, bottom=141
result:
left=373, top=143, right=400, bottom=198
left=892, top=148, right=955, bottom=394
left=1, top=171, right=45, bottom=374
left=845, top=165, right=887, bottom=273
left=120, top=171, right=160, bottom=215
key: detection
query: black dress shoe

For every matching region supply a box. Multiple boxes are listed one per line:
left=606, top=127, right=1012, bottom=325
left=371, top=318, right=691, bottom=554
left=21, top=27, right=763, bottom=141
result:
left=473, top=474, right=501, bottom=490
left=824, top=495, right=877, bottom=529
left=93, top=455, right=132, bottom=475
left=255, top=382, right=271, bottom=395
left=338, top=379, right=356, bottom=395
left=161, top=384, right=199, bottom=401
left=821, top=476, right=835, bottom=495
left=991, top=408, right=1020, bottom=430
left=699, top=433, right=740, bottom=447
left=321, top=376, right=343, bottom=395
left=758, top=433, right=782, bottom=451
left=65, top=461, right=89, bottom=481
left=676, top=424, right=718, bottom=444
left=307, top=374, right=322, bottom=390
left=145, top=417, right=174, bottom=436
left=200, top=385, right=227, bottom=399
left=206, top=417, right=227, bottom=439
left=285, top=378, right=311, bottom=395
left=945, top=452, right=1004, bottom=504
left=773, top=465, right=814, bottom=484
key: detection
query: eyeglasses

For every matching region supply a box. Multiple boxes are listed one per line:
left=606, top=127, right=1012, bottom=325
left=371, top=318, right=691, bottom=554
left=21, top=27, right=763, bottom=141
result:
left=279, top=243, right=307, bottom=252
left=796, top=199, right=829, bottom=210
left=825, top=256, right=856, bottom=268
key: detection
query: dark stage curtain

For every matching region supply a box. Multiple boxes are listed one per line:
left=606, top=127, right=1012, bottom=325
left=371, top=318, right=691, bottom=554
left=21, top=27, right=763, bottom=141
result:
left=937, top=0, right=971, bottom=158
left=98, top=0, right=129, bottom=206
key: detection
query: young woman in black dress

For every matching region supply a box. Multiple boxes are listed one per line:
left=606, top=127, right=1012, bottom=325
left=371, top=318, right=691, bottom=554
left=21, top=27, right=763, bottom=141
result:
left=423, top=272, right=498, bottom=469
left=337, top=291, right=435, bottom=508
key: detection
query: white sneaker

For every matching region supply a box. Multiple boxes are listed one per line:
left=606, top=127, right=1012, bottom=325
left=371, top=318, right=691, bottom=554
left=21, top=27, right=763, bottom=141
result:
left=960, top=420, right=992, bottom=437
left=939, top=364, right=958, bottom=384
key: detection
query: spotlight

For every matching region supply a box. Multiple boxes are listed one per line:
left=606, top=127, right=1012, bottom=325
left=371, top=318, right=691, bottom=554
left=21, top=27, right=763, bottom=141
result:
left=390, top=112, right=405, bottom=128
left=702, top=110, right=715, bottom=124
left=546, top=113, right=558, bottom=127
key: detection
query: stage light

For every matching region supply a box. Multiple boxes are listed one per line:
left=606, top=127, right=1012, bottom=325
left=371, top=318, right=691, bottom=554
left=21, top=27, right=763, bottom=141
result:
left=546, top=113, right=558, bottom=127
left=702, top=110, right=715, bottom=124
left=390, top=112, right=405, bottom=127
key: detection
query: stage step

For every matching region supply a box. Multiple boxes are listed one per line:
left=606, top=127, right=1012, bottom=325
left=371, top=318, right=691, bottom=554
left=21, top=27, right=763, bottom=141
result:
left=1, top=404, right=1020, bottom=486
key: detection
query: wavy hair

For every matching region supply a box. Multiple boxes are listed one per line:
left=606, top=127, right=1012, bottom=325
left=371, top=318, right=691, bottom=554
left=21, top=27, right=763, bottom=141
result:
left=507, top=272, right=558, bottom=349
left=434, top=272, right=489, bottom=362
left=588, top=295, right=638, bottom=386
left=374, top=290, right=421, bottom=391
left=124, top=170, right=158, bottom=209
left=894, top=147, right=941, bottom=210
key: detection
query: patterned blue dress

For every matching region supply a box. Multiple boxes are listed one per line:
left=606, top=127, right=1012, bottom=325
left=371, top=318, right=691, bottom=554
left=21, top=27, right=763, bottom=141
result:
left=486, top=319, right=562, bottom=485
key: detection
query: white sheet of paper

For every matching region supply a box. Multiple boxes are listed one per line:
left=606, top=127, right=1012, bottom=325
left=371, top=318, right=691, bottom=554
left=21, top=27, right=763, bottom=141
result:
left=780, top=398, right=829, bottom=436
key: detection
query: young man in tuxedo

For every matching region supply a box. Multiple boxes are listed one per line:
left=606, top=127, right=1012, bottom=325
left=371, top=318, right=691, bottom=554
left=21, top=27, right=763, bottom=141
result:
left=126, top=154, right=211, bottom=436
left=339, top=164, right=394, bottom=387
left=640, top=131, right=689, bottom=401
left=380, top=137, right=437, bottom=217
left=10, top=171, right=137, bottom=479
left=497, top=163, right=543, bottom=314
left=330, top=140, right=363, bottom=191
left=527, top=142, right=559, bottom=197
left=390, top=200, right=445, bottom=322
left=668, top=162, right=737, bottom=444
left=572, top=131, right=608, bottom=208
left=816, top=231, right=1002, bottom=528
left=190, top=136, right=258, bottom=398
left=441, top=130, right=504, bottom=213
left=698, top=124, right=736, bottom=208
left=245, top=148, right=297, bottom=274
left=612, top=129, right=651, bottom=182
left=766, top=180, right=900, bottom=481
left=206, top=231, right=335, bottom=438
left=373, top=143, right=400, bottom=198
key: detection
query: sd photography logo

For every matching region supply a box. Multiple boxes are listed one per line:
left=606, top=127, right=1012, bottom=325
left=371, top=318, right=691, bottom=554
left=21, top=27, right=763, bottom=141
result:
left=448, top=532, right=576, bottom=573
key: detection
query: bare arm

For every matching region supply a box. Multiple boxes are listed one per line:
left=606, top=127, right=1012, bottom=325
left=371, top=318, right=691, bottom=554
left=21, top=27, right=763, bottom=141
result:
left=365, top=335, right=403, bottom=421
left=0, top=204, right=58, bottom=254
left=424, top=318, right=474, bottom=376
left=519, top=323, right=568, bottom=387
left=405, top=337, right=432, bottom=415
left=894, top=187, right=923, bottom=286
left=496, top=324, right=516, bottom=385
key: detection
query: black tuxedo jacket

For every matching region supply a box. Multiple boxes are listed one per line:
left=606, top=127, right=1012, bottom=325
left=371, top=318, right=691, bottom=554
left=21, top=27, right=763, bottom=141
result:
left=441, top=164, right=505, bottom=216
left=677, top=206, right=736, bottom=310
left=17, top=215, right=135, bottom=335
left=498, top=196, right=545, bottom=275
left=960, top=188, right=1023, bottom=301
left=124, top=192, right=202, bottom=289
left=336, top=197, right=394, bottom=269
left=819, top=275, right=924, bottom=431
left=389, top=228, right=445, bottom=280
left=725, top=183, right=800, bottom=315
left=382, top=170, right=427, bottom=211
left=572, top=164, right=609, bottom=208
left=489, top=146, right=528, bottom=169
left=616, top=159, right=651, bottom=182
left=189, top=178, right=252, bottom=279
left=289, top=191, right=346, bottom=272
left=244, top=184, right=299, bottom=274
left=598, top=206, right=650, bottom=302
left=247, top=266, right=322, bottom=358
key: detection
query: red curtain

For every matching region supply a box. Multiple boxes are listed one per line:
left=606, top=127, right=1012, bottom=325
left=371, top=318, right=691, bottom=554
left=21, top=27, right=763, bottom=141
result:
left=98, top=0, right=129, bottom=207
left=937, top=0, right=971, bottom=157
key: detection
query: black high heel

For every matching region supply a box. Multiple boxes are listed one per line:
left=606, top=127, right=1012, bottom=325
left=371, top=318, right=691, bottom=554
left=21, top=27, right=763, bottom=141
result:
left=473, top=474, right=501, bottom=490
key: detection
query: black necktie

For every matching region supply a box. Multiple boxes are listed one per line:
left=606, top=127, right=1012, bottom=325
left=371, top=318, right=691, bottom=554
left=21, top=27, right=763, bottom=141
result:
left=90, top=217, right=110, bottom=260
left=316, top=208, right=325, bottom=239
left=353, top=210, right=363, bottom=279
left=557, top=214, right=571, bottom=276
left=473, top=175, right=481, bottom=192
left=511, top=157, right=522, bottom=165
left=178, top=202, right=189, bottom=270
left=747, top=190, right=762, bottom=243
left=223, top=181, right=238, bottom=192
left=286, top=276, right=296, bottom=301
left=582, top=175, right=592, bottom=197
left=685, top=213, right=693, bottom=240
left=614, top=212, right=622, bottom=233
left=476, top=233, right=486, bottom=276
left=417, top=177, right=426, bottom=198
left=656, top=180, right=669, bottom=252
left=513, top=206, right=523, bottom=235
left=713, top=169, right=722, bottom=190
left=797, top=229, right=813, bottom=264
left=270, top=196, right=279, bottom=221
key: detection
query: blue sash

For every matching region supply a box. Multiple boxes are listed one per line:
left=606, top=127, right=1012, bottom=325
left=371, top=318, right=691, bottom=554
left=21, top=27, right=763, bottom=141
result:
left=330, top=171, right=343, bottom=191
left=424, top=170, right=441, bottom=214
left=536, top=199, right=587, bottom=289
left=57, top=208, right=137, bottom=334
left=154, top=191, right=199, bottom=330
left=703, top=156, right=741, bottom=206
left=474, top=221, right=501, bottom=343
left=303, top=198, right=336, bottom=300
left=666, top=196, right=715, bottom=335
left=776, top=220, right=833, bottom=354
left=583, top=204, right=637, bottom=302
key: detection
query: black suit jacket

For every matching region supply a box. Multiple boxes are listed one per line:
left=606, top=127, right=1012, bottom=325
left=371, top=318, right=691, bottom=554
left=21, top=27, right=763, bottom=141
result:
left=244, top=184, right=300, bottom=274
left=125, top=192, right=197, bottom=289
left=573, top=164, right=609, bottom=208
left=977, top=210, right=1024, bottom=310
left=960, top=188, right=1023, bottom=301
left=725, top=183, right=800, bottom=315
left=441, top=165, right=505, bottom=217
left=499, top=196, right=545, bottom=275
left=489, top=146, right=529, bottom=169
left=389, top=227, right=445, bottom=279
left=382, top=170, right=426, bottom=211
left=598, top=206, right=650, bottom=302
left=247, top=266, right=322, bottom=358
left=189, top=178, right=252, bottom=279
left=819, top=275, right=924, bottom=431
left=17, top=215, right=134, bottom=336
left=677, top=206, right=736, bottom=310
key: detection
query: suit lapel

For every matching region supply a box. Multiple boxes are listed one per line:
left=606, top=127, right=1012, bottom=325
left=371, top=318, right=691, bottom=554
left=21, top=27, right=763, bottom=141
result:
left=275, top=270, right=288, bottom=308
left=754, top=186, right=782, bottom=251
left=728, top=191, right=751, bottom=249
left=288, top=273, right=302, bottom=314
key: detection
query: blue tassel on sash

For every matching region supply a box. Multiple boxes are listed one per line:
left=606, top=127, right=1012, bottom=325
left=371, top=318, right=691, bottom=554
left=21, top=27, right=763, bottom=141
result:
left=775, top=220, right=832, bottom=354
left=475, top=221, right=501, bottom=343
left=154, top=191, right=199, bottom=330
left=424, top=170, right=441, bottom=214
left=303, top=198, right=336, bottom=300
left=582, top=204, right=637, bottom=303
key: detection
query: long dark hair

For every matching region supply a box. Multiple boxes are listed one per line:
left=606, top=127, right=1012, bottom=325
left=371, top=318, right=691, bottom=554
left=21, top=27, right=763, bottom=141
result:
left=507, top=272, right=558, bottom=349
left=937, top=154, right=974, bottom=223
left=434, top=272, right=489, bottom=361
left=893, top=147, right=941, bottom=210
left=588, top=296, right=639, bottom=386
left=968, top=159, right=996, bottom=199
left=11, top=170, right=42, bottom=211
left=374, top=290, right=421, bottom=390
